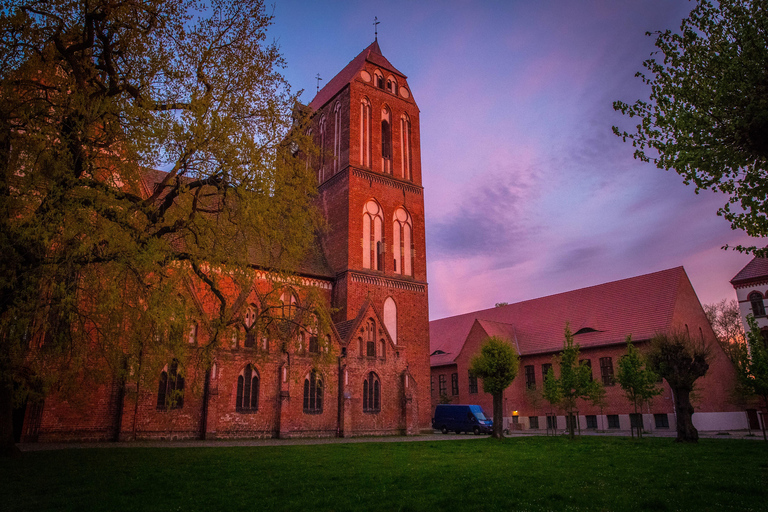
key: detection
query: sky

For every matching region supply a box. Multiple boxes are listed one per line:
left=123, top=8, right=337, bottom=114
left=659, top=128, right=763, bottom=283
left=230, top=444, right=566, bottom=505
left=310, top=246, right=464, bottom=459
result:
left=268, top=0, right=760, bottom=321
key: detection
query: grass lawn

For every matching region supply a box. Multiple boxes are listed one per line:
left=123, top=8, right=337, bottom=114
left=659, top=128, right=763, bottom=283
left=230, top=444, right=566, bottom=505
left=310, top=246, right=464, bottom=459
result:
left=1, top=436, right=767, bottom=511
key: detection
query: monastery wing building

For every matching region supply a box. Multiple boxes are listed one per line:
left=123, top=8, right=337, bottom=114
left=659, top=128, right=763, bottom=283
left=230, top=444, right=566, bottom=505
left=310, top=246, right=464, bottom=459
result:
left=18, top=41, right=432, bottom=442
left=430, top=267, right=748, bottom=433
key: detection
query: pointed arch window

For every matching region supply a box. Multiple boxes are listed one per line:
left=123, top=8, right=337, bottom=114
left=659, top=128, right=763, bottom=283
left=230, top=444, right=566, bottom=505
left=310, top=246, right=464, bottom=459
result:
left=303, top=370, right=323, bottom=414
left=156, top=359, right=184, bottom=410
left=236, top=365, right=259, bottom=412
left=244, top=305, right=258, bottom=348
left=749, top=291, right=765, bottom=317
left=383, top=297, right=397, bottom=345
left=360, top=98, right=372, bottom=168
left=400, top=113, right=412, bottom=180
left=381, top=106, right=392, bottom=174
left=365, top=319, right=376, bottom=357
left=319, top=116, right=326, bottom=182
left=374, top=70, right=384, bottom=89
left=392, top=207, right=413, bottom=276
left=333, top=102, right=342, bottom=174
left=363, top=372, right=381, bottom=413
left=362, top=200, right=384, bottom=271
left=386, top=76, right=397, bottom=95
left=279, top=290, right=298, bottom=319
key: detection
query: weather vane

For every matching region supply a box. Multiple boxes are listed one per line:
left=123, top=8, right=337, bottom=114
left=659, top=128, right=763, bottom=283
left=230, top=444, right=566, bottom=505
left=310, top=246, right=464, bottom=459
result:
left=373, top=16, right=380, bottom=41
left=315, top=73, right=322, bottom=94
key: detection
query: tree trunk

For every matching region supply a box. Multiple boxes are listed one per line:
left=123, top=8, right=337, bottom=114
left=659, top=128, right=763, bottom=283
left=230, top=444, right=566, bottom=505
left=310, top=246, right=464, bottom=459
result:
left=492, top=391, right=504, bottom=439
left=0, top=380, right=21, bottom=458
left=567, top=410, right=575, bottom=439
left=672, top=387, right=698, bottom=443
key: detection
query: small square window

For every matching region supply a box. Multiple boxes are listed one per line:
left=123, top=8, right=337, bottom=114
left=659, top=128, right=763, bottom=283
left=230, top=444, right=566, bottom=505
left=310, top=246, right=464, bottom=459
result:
left=607, top=414, right=620, bottom=429
left=586, top=415, right=598, bottom=429
left=654, top=413, right=669, bottom=429
left=529, top=416, right=539, bottom=429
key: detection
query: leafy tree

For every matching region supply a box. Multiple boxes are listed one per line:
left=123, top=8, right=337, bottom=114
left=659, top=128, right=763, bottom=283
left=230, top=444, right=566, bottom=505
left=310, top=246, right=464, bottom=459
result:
left=647, top=331, right=710, bottom=442
left=469, top=336, right=519, bottom=439
left=704, top=299, right=747, bottom=359
left=0, top=0, right=322, bottom=457
left=494, top=302, right=509, bottom=308
left=616, top=336, right=663, bottom=439
left=543, top=324, right=603, bottom=439
left=732, top=316, right=768, bottom=440
left=613, top=0, right=768, bottom=252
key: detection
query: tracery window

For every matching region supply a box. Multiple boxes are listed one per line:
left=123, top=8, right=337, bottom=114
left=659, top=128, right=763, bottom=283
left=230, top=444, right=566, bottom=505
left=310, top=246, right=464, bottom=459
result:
left=303, top=370, right=323, bottom=414
left=392, top=207, right=413, bottom=276
left=333, top=102, right=342, bottom=174
left=381, top=106, right=392, bottom=174
left=236, top=365, right=259, bottom=412
left=279, top=290, right=298, bottom=319
left=363, top=372, right=381, bottom=413
left=157, top=359, right=184, bottom=410
left=400, top=113, right=412, bottom=180
left=362, top=200, right=384, bottom=270
left=749, top=291, right=765, bottom=317
left=360, top=98, right=372, bottom=167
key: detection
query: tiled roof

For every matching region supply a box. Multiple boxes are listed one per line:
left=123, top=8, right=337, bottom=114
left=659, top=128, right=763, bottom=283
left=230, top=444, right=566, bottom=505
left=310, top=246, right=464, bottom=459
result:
left=308, top=40, right=405, bottom=111
left=334, top=319, right=356, bottom=343
left=730, top=256, right=768, bottom=286
left=430, top=267, right=688, bottom=367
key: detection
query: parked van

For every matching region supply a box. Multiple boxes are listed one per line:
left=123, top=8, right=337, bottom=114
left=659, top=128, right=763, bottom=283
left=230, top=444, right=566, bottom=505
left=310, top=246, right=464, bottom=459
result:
left=432, top=404, right=493, bottom=435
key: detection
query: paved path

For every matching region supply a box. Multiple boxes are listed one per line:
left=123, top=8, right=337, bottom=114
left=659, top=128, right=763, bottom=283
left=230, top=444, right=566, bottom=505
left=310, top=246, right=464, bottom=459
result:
left=18, top=429, right=765, bottom=451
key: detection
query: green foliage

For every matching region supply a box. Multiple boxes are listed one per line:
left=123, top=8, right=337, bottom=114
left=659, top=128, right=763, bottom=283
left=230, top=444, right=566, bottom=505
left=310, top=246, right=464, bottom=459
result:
left=2, top=438, right=767, bottom=511
left=0, top=0, right=323, bottom=453
left=469, top=336, right=519, bottom=396
left=733, top=316, right=768, bottom=439
left=613, top=0, right=768, bottom=251
left=542, top=324, right=604, bottom=438
left=617, top=336, right=663, bottom=438
left=469, top=336, right=519, bottom=438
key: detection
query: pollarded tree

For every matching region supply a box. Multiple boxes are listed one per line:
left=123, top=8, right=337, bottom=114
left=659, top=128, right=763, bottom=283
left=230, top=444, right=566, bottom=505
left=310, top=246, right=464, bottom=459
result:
left=732, top=316, right=768, bottom=441
left=613, top=0, right=768, bottom=253
left=469, top=336, right=520, bottom=439
left=616, top=336, right=662, bottom=439
left=647, top=331, right=710, bottom=443
left=0, top=0, right=323, bottom=457
left=543, top=324, right=603, bottom=439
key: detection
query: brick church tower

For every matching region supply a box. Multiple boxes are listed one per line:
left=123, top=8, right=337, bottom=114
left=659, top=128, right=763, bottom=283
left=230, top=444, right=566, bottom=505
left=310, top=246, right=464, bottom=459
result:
left=308, top=41, right=431, bottom=434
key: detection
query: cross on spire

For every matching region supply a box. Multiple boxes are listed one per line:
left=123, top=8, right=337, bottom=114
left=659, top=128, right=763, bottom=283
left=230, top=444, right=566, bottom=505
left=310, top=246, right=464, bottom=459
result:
left=315, top=73, right=322, bottom=94
left=373, top=16, right=380, bottom=41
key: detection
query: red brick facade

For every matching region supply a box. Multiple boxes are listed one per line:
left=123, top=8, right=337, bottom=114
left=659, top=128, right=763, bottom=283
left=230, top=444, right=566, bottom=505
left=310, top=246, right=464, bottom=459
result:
left=22, top=41, right=431, bottom=442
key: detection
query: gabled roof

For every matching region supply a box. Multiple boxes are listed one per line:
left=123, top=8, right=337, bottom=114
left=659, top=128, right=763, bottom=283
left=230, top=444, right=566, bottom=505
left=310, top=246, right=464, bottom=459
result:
left=730, top=255, right=768, bottom=286
left=308, top=40, right=406, bottom=111
left=430, top=267, right=689, bottom=367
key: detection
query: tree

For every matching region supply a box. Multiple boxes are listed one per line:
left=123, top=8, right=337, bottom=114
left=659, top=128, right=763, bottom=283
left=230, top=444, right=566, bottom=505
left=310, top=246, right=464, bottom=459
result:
left=616, top=336, right=663, bottom=439
left=704, top=299, right=747, bottom=359
left=732, top=316, right=768, bottom=440
left=0, top=0, right=322, bottom=456
left=613, top=0, right=768, bottom=253
left=469, top=336, right=519, bottom=439
left=647, top=331, right=710, bottom=442
left=543, top=324, right=603, bottom=439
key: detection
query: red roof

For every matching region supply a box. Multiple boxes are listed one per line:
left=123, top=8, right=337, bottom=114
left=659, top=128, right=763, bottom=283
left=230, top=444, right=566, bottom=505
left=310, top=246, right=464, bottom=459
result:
left=730, top=256, right=768, bottom=286
left=430, top=267, right=689, bottom=366
left=308, top=41, right=406, bottom=111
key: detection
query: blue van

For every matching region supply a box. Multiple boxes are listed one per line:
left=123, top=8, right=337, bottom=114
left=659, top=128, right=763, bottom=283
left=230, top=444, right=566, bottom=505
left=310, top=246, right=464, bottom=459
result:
left=432, top=404, right=493, bottom=435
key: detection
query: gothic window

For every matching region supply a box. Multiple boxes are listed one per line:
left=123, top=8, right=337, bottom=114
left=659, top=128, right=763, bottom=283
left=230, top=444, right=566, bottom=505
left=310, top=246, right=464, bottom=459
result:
left=156, top=359, right=184, bottom=410
left=378, top=339, right=386, bottom=359
left=400, top=113, right=412, bottom=180
left=188, top=322, right=198, bottom=345
left=236, top=365, right=259, bottom=412
left=381, top=106, right=392, bottom=174
left=333, top=102, right=342, bottom=174
left=362, top=200, right=384, bottom=270
left=360, top=98, right=372, bottom=168
left=363, top=372, right=381, bottom=413
left=386, top=76, right=396, bottom=94
left=383, top=297, right=397, bottom=345
left=392, top=207, right=413, bottom=276
left=749, top=291, right=766, bottom=317
left=374, top=70, right=384, bottom=89
left=319, top=116, right=326, bottom=182
left=279, top=290, right=298, bottom=319
left=303, top=370, right=323, bottom=414
left=365, top=319, right=376, bottom=357
left=244, top=305, right=258, bottom=348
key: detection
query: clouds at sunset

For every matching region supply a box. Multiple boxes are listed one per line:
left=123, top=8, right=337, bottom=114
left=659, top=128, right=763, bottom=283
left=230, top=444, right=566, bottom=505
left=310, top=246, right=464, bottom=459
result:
left=271, top=0, right=759, bottom=319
